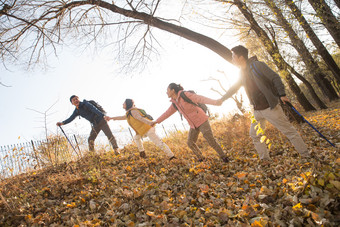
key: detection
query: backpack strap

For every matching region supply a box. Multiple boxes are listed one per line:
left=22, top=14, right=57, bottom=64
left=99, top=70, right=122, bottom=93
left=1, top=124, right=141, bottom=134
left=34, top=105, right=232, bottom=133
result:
left=126, top=108, right=138, bottom=118
left=250, top=62, right=279, bottom=97
left=172, top=103, right=183, bottom=121
left=181, top=91, right=210, bottom=116
left=180, top=91, right=199, bottom=107
left=249, top=62, right=271, bottom=87
left=127, top=108, right=153, bottom=120
left=126, top=109, right=132, bottom=118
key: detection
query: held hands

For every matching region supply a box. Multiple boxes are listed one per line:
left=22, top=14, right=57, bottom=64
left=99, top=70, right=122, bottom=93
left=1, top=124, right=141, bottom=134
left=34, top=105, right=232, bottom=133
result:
left=104, top=116, right=112, bottom=121
left=150, top=121, right=157, bottom=127
left=216, top=98, right=224, bottom=106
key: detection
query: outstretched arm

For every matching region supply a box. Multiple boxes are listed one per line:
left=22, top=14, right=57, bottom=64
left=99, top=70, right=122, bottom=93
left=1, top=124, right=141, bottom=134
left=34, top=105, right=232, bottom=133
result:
left=57, top=109, right=78, bottom=126
left=105, top=115, right=127, bottom=121
left=154, top=104, right=177, bottom=125
left=184, top=91, right=222, bottom=106
left=220, top=80, right=242, bottom=102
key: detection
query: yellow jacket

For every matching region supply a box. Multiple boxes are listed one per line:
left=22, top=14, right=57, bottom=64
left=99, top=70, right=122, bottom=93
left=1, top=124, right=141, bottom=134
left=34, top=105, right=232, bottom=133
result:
left=126, top=108, right=152, bottom=136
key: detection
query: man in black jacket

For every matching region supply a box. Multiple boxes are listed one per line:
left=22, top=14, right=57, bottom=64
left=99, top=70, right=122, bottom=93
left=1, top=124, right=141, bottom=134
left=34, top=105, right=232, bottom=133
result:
left=220, top=45, right=309, bottom=162
left=57, top=95, right=119, bottom=154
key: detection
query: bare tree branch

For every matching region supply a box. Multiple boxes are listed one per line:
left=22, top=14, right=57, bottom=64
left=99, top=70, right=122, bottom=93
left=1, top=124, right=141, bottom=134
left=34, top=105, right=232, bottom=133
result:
left=26, top=100, right=59, bottom=140
left=0, top=81, right=11, bottom=87
left=1, top=0, right=232, bottom=72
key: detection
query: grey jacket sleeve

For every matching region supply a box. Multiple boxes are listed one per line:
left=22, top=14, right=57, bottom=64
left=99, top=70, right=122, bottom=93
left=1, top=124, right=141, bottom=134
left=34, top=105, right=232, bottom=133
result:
left=254, top=61, right=286, bottom=97
left=221, top=79, right=243, bottom=101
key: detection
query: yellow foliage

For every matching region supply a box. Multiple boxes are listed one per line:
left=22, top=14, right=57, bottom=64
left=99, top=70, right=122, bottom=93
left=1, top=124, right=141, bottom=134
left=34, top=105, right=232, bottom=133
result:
left=260, top=136, right=266, bottom=143
left=292, top=203, right=302, bottom=211
left=235, top=172, right=247, bottom=179
left=251, top=220, right=263, bottom=227
left=66, top=202, right=76, bottom=208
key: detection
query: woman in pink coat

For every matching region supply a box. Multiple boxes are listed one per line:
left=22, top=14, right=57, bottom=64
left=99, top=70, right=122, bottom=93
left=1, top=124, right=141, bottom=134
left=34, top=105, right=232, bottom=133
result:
left=153, top=83, right=229, bottom=162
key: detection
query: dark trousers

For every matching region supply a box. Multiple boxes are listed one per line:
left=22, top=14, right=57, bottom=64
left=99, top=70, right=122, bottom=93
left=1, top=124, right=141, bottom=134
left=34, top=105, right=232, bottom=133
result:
left=187, top=120, right=226, bottom=160
left=88, top=118, right=118, bottom=151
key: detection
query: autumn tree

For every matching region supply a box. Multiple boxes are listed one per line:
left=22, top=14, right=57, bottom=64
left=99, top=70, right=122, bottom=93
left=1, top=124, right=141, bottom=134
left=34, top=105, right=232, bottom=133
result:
left=335, top=0, right=340, bottom=9
left=307, top=0, right=340, bottom=48
left=263, top=0, right=339, bottom=101
left=284, top=0, right=340, bottom=85
left=236, top=24, right=327, bottom=109
left=0, top=0, right=333, bottom=110
left=213, top=0, right=319, bottom=110
left=0, top=0, right=232, bottom=70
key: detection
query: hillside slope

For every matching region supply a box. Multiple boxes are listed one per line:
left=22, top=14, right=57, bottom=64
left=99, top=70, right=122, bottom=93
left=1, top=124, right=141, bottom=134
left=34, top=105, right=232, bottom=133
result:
left=1, top=102, right=339, bottom=226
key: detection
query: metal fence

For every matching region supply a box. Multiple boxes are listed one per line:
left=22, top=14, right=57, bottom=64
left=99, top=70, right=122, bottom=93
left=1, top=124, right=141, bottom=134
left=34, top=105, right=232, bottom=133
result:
left=0, top=123, right=188, bottom=179
left=0, top=136, right=80, bottom=179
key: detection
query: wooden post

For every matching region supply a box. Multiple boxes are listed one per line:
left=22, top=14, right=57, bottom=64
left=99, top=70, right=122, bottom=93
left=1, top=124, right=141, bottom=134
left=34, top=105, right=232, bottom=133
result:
left=162, top=125, right=168, bottom=137
left=174, top=124, right=178, bottom=132
left=73, top=135, right=82, bottom=158
left=7, top=145, right=14, bottom=177
left=31, top=140, right=41, bottom=169
left=0, top=146, right=4, bottom=177
left=128, top=128, right=134, bottom=140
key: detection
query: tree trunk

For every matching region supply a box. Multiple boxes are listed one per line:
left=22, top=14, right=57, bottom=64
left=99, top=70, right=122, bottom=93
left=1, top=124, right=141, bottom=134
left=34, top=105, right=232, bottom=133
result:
left=264, top=0, right=339, bottom=101
left=67, top=0, right=315, bottom=110
left=308, top=0, right=340, bottom=48
left=335, top=0, right=340, bottom=9
left=286, top=64, right=328, bottom=109
left=285, top=0, right=340, bottom=84
left=233, top=0, right=316, bottom=111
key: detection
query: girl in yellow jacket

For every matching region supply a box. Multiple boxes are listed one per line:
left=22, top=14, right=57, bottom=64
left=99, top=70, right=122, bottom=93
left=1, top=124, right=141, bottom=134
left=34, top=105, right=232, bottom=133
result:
left=105, top=99, right=175, bottom=160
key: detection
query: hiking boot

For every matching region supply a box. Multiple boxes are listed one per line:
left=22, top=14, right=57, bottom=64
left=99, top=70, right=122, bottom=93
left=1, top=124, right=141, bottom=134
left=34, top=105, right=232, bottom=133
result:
left=198, top=157, right=205, bottom=162
left=169, top=156, right=176, bottom=161
left=222, top=157, right=229, bottom=163
left=140, top=151, right=146, bottom=158
left=114, top=148, right=120, bottom=155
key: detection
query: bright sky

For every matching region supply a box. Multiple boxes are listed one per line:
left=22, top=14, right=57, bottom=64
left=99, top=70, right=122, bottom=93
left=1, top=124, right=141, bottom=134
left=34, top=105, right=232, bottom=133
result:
left=0, top=2, right=248, bottom=146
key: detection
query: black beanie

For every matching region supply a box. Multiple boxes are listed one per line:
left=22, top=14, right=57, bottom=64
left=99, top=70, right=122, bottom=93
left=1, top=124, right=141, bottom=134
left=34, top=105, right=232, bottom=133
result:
left=125, top=99, right=133, bottom=110
left=70, top=95, right=77, bottom=103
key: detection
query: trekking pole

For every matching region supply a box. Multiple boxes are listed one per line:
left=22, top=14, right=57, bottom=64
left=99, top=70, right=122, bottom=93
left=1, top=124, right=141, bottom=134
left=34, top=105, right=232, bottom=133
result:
left=286, top=102, right=336, bottom=147
left=58, top=126, right=81, bottom=157
left=73, top=134, right=82, bottom=155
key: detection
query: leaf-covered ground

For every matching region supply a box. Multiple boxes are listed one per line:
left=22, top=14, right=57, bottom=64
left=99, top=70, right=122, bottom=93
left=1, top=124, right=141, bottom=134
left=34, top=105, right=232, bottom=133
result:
left=1, top=101, right=339, bottom=226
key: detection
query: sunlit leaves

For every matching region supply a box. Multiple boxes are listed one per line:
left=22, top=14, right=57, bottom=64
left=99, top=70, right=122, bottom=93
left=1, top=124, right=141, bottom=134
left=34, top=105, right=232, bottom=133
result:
left=1, top=107, right=339, bottom=226
left=252, top=115, right=272, bottom=149
left=260, top=135, right=267, bottom=143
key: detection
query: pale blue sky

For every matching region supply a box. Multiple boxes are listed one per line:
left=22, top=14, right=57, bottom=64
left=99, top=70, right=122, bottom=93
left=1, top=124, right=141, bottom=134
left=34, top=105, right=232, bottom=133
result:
left=0, top=36, right=246, bottom=146
left=0, top=1, right=247, bottom=146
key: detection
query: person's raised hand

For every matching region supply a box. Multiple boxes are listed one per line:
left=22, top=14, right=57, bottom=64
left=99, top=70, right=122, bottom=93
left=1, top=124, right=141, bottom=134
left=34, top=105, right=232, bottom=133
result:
left=280, top=96, right=290, bottom=104
left=216, top=99, right=224, bottom=106
left=104, top=116, right=111, bottom=121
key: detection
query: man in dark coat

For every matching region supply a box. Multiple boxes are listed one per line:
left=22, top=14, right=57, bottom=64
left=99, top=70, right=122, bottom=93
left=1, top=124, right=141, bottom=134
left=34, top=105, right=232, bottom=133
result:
left=220, top=45, right=309, bottom=162
left=57, top=95, right=119, bottom=154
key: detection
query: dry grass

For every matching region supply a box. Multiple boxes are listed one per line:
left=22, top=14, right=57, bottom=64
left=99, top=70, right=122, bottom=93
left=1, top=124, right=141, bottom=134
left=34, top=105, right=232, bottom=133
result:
left=0, top=101, right=339, bottom=226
